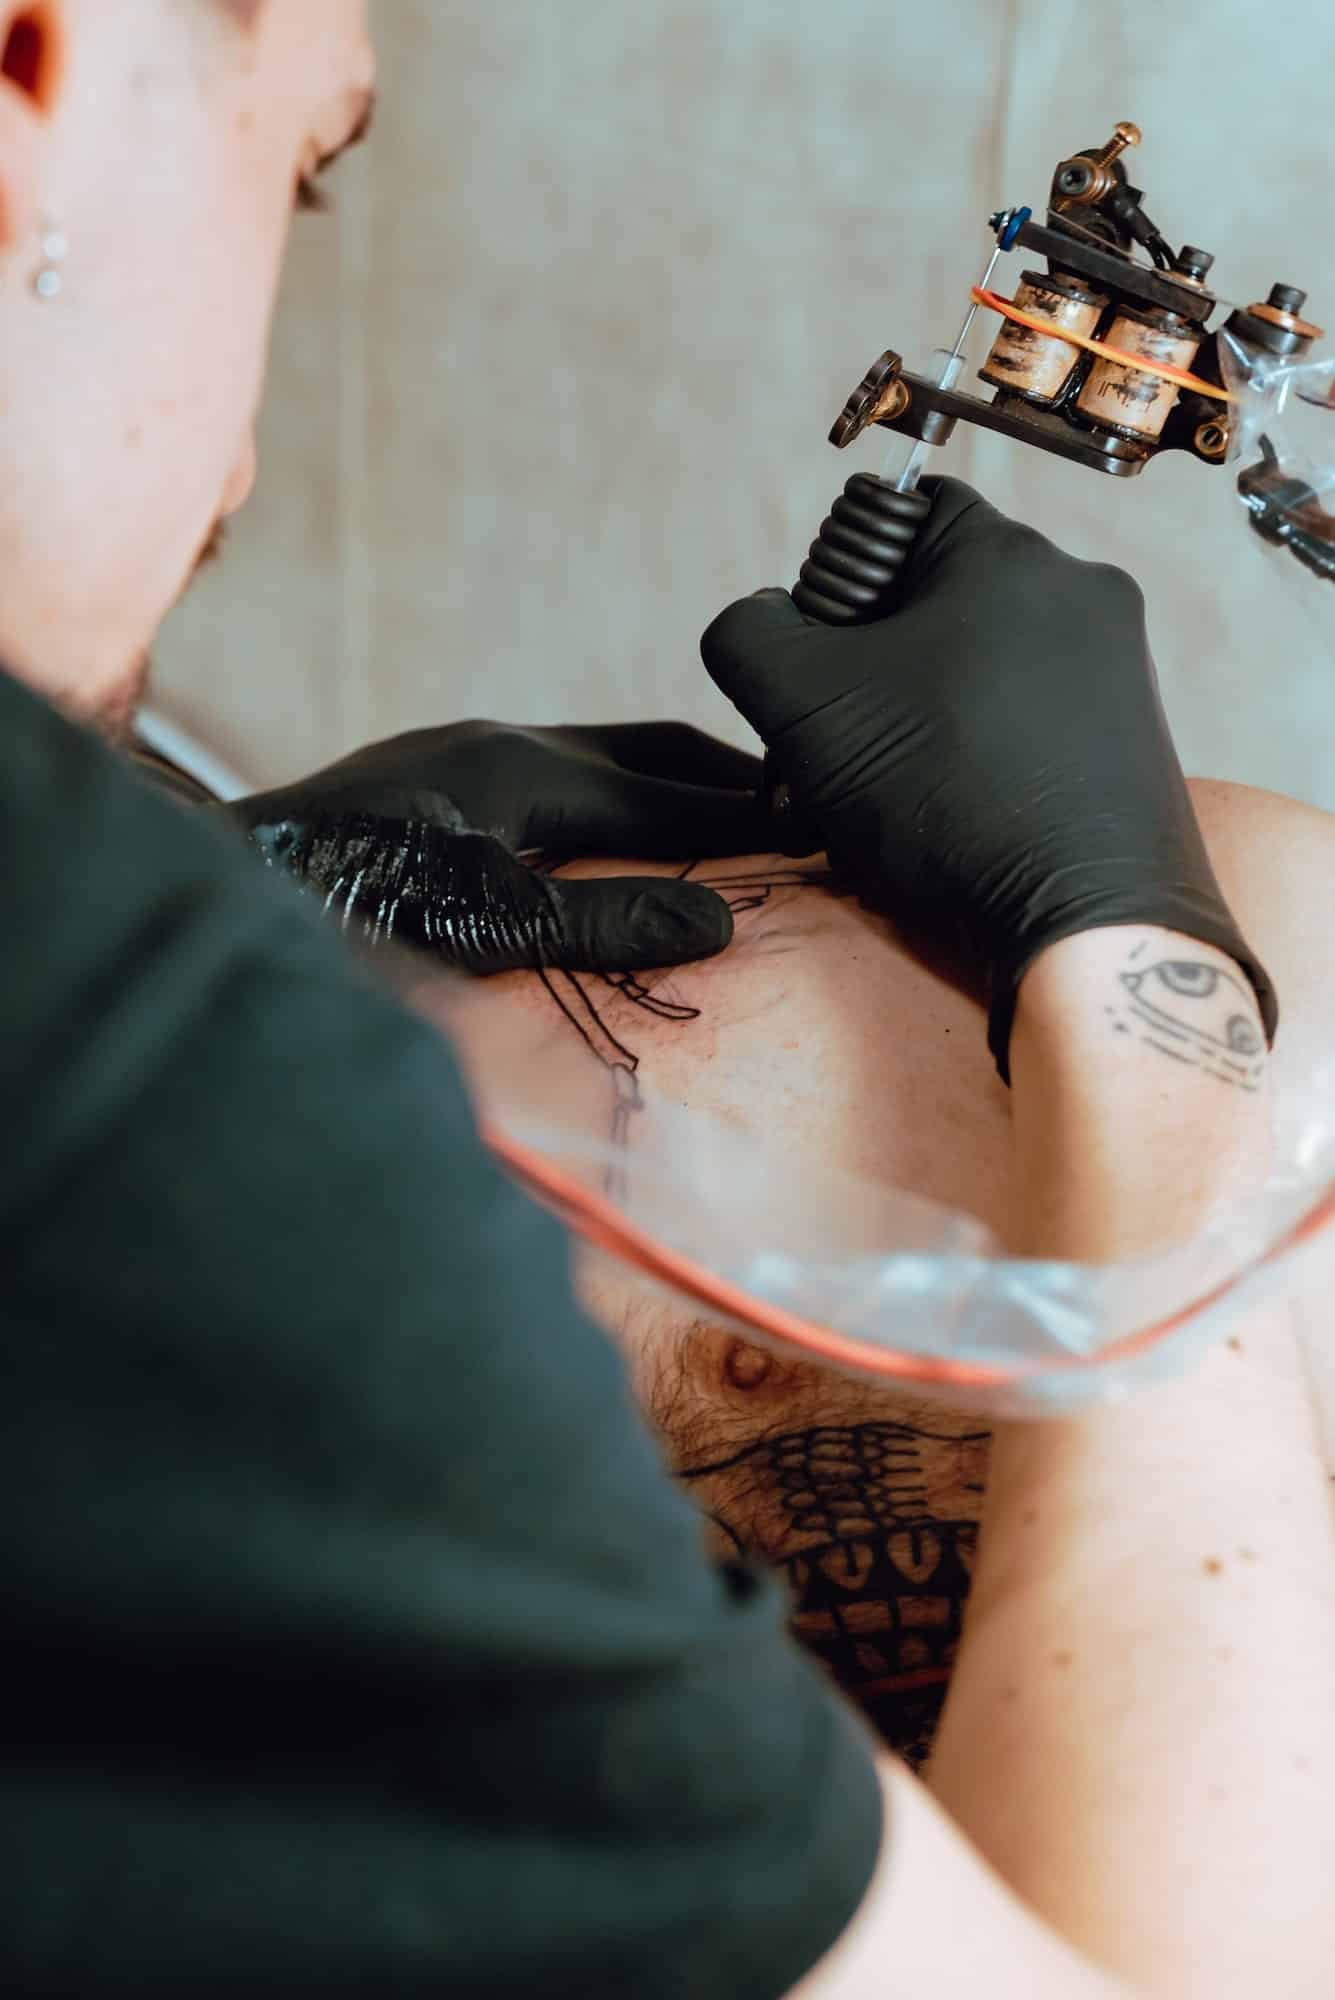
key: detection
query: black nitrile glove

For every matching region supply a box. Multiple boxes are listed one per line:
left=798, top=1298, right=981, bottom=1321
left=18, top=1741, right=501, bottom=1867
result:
left=701, top=475, right=1277, bottom=1082
left=224, top=719, right=774, bottom=974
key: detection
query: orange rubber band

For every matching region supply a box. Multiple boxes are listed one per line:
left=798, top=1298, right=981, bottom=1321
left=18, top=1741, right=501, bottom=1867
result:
left=971, top=286, right=1236, bottom=405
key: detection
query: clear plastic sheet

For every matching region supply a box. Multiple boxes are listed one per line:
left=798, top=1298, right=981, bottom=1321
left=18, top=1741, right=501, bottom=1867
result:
left=1222, top=330, right=1335, bottom=585
left=442, top=976, right=1335, bottom=1420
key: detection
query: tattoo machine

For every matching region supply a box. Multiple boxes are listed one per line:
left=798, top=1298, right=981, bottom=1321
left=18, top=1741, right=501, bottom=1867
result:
left=767, top=120, right=1333, bottom=835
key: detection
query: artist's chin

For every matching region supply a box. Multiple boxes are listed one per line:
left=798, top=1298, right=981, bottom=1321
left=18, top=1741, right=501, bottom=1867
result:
left=81, top=516, right=228, bottom=749
left=76, top=651, right=152, bottom=751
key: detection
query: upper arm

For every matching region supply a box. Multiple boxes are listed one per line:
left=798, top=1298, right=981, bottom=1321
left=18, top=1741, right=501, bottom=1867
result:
left=789, top=1755, right=1137, bottom=2000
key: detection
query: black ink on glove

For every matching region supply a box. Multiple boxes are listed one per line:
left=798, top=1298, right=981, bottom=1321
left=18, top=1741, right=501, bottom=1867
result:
left=701, top=476, right=1277, bottom=1083
left=224, top=720, right=775, bottom=976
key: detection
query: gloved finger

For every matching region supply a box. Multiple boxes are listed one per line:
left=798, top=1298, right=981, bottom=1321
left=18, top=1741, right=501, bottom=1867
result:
left=533, top=765, right=780, bottom=861
left=553, top=720, right=766, bottom=792
left=249, top=815, right=737, bottom=975
left=545, top=875, right=735, bottom=970
left=699, top=588, right=818, bottom=738
left=908, top=474, right=1046, bottom=585
left=912, top=474, right=996, bottom=528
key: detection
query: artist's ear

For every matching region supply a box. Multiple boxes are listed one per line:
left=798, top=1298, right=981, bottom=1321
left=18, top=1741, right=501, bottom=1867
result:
left=0, top=4, right=65, bottom=253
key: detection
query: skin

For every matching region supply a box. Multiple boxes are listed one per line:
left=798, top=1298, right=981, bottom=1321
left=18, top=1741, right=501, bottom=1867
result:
left=0, top=0, right=373, bottom=737
left=438, top=777, right=1335, bottom=1774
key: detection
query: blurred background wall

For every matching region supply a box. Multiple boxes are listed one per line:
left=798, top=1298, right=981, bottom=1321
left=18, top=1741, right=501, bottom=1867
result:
left=155, top=0, right=1335, bottom=809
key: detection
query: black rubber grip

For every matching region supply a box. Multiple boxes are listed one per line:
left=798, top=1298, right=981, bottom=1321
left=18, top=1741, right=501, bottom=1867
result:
left=792, top=472, right=932, bottom=624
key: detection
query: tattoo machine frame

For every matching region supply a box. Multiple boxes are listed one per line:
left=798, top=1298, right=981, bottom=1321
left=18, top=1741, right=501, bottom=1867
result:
left=793, top=120, right=1334, bottom=641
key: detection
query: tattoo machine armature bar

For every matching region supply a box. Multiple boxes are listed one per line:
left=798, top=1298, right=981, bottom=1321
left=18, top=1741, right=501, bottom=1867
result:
left=794, top=121, right=1334, bottom=627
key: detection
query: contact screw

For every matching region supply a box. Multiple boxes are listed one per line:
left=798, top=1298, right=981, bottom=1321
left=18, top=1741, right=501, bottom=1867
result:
left=792, top=472, right=933, bottom=624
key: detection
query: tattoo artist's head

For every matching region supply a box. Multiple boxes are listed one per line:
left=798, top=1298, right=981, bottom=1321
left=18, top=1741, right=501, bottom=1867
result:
left=0, top=0, right=374, bottom=740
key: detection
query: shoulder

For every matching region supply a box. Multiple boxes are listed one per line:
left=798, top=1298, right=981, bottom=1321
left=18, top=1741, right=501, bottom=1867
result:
left=1187, top=775, right=1334, bottom=883
left=1188, top=774, right=1335, bottom=865
left=1187, top=778, right=1335, bottom=1061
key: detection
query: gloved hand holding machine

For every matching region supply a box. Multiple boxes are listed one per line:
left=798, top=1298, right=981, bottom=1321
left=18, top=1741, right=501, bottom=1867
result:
left=257, top=125, right=1335, bottom=1419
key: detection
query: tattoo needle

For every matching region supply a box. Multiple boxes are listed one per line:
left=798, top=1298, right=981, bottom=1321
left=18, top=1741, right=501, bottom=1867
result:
left=886, top=244, right=1003, bottom=493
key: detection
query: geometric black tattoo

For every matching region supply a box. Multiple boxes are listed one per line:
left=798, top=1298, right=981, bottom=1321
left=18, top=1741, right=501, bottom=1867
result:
left=677, top=1418, right=992, bottom=1772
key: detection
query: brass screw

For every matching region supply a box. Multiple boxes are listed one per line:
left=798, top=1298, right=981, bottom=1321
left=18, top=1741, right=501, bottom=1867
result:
left=875, top=379, right=911, bottom=424
left=1056, top=122, right=1143, bottom=209
left=1194, top=420, right=1230, bottom=461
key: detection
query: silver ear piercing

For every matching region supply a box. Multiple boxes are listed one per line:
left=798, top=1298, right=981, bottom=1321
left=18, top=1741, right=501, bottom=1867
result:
left=33, top=221, right=68, bottom=300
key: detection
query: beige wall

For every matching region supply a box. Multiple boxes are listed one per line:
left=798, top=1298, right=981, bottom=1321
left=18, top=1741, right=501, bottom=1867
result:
left=156, top=0, right=1335, bottom=809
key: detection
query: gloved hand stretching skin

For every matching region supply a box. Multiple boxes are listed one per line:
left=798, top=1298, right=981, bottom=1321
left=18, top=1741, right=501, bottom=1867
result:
left=224, top=719, right=775, bottom=974
left=700, top=475, right=1277, bottom=1082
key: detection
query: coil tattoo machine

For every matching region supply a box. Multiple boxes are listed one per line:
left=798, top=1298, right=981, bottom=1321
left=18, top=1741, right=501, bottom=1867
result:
left=793, top=120, right=1333, bottom=635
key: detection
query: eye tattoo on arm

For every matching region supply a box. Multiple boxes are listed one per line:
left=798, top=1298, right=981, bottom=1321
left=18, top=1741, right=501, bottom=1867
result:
left=1106, top=942, right=1267, bottom=1090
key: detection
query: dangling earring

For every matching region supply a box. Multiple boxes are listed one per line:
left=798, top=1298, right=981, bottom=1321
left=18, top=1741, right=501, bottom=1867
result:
left=33, top=221, right=68, bottom=299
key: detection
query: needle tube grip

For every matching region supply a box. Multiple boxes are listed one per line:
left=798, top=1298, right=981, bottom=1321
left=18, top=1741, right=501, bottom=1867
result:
left=792, top=473, right=932, bottom=624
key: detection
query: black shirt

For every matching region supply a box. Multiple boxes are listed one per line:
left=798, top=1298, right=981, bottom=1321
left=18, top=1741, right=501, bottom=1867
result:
left=1, top=668, right=882, bottom=1998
